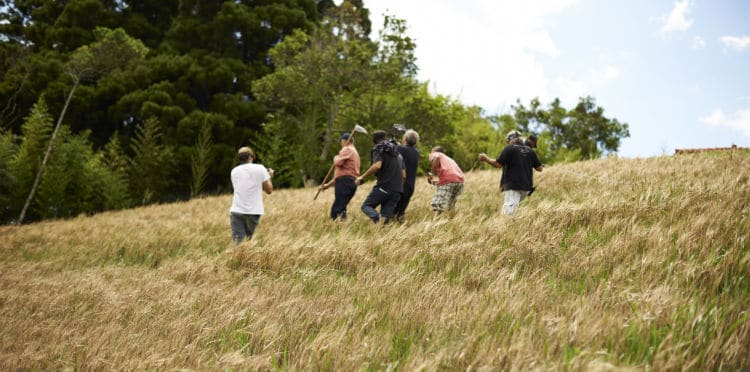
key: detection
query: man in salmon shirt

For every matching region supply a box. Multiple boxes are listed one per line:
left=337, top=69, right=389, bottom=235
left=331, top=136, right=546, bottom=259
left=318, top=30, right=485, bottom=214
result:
left=427, top=146, right=465, bottom=214
left=319, top=132, right=361, bottom=221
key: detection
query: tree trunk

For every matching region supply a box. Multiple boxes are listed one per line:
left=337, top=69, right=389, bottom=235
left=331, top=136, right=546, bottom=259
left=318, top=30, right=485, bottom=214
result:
left=17, top=78, right=79, bottom=224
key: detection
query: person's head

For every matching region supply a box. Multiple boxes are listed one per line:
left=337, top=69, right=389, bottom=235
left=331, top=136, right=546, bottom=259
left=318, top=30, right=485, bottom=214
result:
left=237, top=146, right=255, bottom=163
left=403, top=129, right=420, bottom=146
left=431, top=146, right=445, bottom=154
left=391, top=123, right=406, bottom=139
left=506, top=130, right=522, bottom=144
left=526, top=134, right=537, bottom=148
left=341, top=132, right=352, bottom=145
left=373, top=130, right=388, bottom=144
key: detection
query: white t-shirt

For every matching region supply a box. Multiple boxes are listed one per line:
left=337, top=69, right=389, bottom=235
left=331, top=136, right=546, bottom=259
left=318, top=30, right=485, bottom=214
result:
left=230, top=163, right=270, bottom=215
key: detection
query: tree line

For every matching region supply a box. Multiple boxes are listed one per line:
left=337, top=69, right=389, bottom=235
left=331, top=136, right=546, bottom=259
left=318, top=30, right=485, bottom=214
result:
left=0, top=0, right=629, bottom=224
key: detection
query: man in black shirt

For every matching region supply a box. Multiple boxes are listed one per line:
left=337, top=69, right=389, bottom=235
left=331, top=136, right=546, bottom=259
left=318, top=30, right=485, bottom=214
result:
left=478, top=130, right=543, bottom=215
left=524, top=134, right=537, bottom=149
left=356, top=130, right=405, bottom=223
left=393, top=129, right=420, bottom=223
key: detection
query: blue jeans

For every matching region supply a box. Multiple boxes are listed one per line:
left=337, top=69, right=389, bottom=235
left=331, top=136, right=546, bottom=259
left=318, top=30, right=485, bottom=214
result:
left=230, top=212, right=261, bottom=244
left=361, top=187, right=401, bottom=223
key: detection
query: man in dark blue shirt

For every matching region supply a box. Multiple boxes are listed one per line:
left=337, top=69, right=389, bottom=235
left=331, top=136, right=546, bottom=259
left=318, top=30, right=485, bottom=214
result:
left=393, top=129, right=420, bottom=223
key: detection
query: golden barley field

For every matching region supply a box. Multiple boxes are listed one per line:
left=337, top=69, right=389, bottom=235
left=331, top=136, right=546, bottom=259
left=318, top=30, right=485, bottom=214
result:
left=1, top=151, right=749, bottom=370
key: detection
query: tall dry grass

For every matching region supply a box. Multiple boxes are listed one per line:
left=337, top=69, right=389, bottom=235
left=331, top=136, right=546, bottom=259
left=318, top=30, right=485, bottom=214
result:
left=1, top=151, right=749, bottom=370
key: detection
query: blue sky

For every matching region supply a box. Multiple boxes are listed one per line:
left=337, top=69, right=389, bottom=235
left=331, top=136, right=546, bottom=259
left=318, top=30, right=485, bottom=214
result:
left=366, top=0, right=750, bottom=157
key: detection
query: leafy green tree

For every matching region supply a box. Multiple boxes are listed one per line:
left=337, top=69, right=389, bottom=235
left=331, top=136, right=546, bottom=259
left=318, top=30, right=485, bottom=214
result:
left=4, top=97, right=131, bottom=222
left=128, top=117, right=174, bottom=204
left=102, top=130, right=129, bottom=175
left=118, top=0, right=180, bottom=48
left=340, top=14, right=420, bottom=140
left=2, top=0, right=323, bottom=205
left=190, top=122, right=213, bottom=197
left=0, top=130, right=18, bottom=222
left=17, top=27, right=147, bottom=223
left=99, top=132, right=132, bottom=209
left=252, top=24, right=368, bottom=185
left=0, top=0, right=119, bottom=52
left=253, top=6, right=422, bottom=186
left=565, top=96, right=630, bottom=158
left=397, top=84, right=458, bottom=154
left=8, top=99, right=54, bottom=222
left=77, top=150, right=131, bottom=213
left=174, top=110, right=234, bottom=194
left=452, top=106, right=504, bottom=171
left=512, top=96, right=630, bottom=162
left=33, top=128, right=90, bottom=220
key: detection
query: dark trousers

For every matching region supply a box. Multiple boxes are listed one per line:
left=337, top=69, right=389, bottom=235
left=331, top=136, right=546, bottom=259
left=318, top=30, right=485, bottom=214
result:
left=361, top=187, right=401, bottom=223
left=330, top=176, right=357, bottom=220
left=393, top=182, right=414, bottom=222
left=230, top=212, right=261, bottom=244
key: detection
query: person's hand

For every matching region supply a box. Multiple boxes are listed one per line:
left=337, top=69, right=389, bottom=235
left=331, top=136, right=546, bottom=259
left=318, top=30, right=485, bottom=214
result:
left=478, top=153, right=488, bottom=162
left=319, top=182, right=330, bottom=191
left=355, top=176, right=363, bottom=186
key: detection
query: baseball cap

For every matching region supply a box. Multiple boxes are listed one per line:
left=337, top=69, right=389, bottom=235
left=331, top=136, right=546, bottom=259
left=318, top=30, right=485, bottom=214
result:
left=506, top=130, right=522, bottom=142
left=341, top=132, right=351, bottom=140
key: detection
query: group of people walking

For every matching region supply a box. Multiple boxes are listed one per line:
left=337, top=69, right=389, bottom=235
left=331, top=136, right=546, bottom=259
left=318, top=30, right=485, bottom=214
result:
left=228, top=125, right=542, bottom=244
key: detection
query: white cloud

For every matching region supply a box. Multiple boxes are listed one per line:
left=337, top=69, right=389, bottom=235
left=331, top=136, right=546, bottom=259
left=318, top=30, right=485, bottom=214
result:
left=596, top=64, right=621, bottom=83
left=554, top=77, right=588, bottom=107
left=700, top=106, right=750, bottom=137
left=700, top=109, right=726, bottom=126
left=692, top=36, right=706, bottom=49
left=720, top=35, right=750, bottom=51
left=659, top=0, right=694, bottom=33
left=368, top=0, right=581, bottom=113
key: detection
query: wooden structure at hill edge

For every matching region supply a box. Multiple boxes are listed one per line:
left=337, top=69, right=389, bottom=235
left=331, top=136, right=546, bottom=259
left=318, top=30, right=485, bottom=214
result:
left=674, top=144, right=749, bottom=155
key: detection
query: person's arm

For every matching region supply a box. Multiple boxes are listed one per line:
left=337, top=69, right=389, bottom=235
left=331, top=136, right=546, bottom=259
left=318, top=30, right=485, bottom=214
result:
left=430, top=156, right=440, bottom=175
left=333, top=146, right=352, bottom=167
left=426, top=153, right=440, bottom=185
left=263, top=169, right=274, bottom=194
left=478, top=153, right=502, bottom=168
left=400, top=155, right=406, bottom=182
left=356, top=161, right=381, bottom=185
left=532, top=152, right=543, bottom=172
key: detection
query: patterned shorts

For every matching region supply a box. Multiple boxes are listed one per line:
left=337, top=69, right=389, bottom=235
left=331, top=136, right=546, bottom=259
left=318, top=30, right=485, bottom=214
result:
left=431, top=182, right=464, bottom=212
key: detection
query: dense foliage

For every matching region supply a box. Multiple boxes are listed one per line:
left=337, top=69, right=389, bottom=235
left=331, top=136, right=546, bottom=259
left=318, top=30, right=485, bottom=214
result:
left=0, top=0, right=629, bottom=223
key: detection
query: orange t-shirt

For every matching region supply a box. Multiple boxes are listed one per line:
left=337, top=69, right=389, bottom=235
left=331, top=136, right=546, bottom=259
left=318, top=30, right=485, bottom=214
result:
left=333, top=144, right=360, bottom=179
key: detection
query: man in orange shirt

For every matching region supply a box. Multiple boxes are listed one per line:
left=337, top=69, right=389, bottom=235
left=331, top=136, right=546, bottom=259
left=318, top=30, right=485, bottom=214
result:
left=319, top=132, right=361, bottom=221
left=427, top=146, right=465, bottom=213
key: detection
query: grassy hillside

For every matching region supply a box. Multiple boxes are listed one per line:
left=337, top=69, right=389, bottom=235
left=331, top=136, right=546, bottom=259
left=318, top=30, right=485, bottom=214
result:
left=1, top=152, right=749, bottom=370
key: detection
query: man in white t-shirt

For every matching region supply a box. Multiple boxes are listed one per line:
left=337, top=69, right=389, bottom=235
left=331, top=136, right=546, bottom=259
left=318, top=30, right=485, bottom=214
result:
left=230, top=146, right=274, bottom=244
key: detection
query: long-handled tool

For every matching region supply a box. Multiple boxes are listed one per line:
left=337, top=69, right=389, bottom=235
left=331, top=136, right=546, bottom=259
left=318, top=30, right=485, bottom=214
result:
left=314, top=124, right=368, bottom=200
